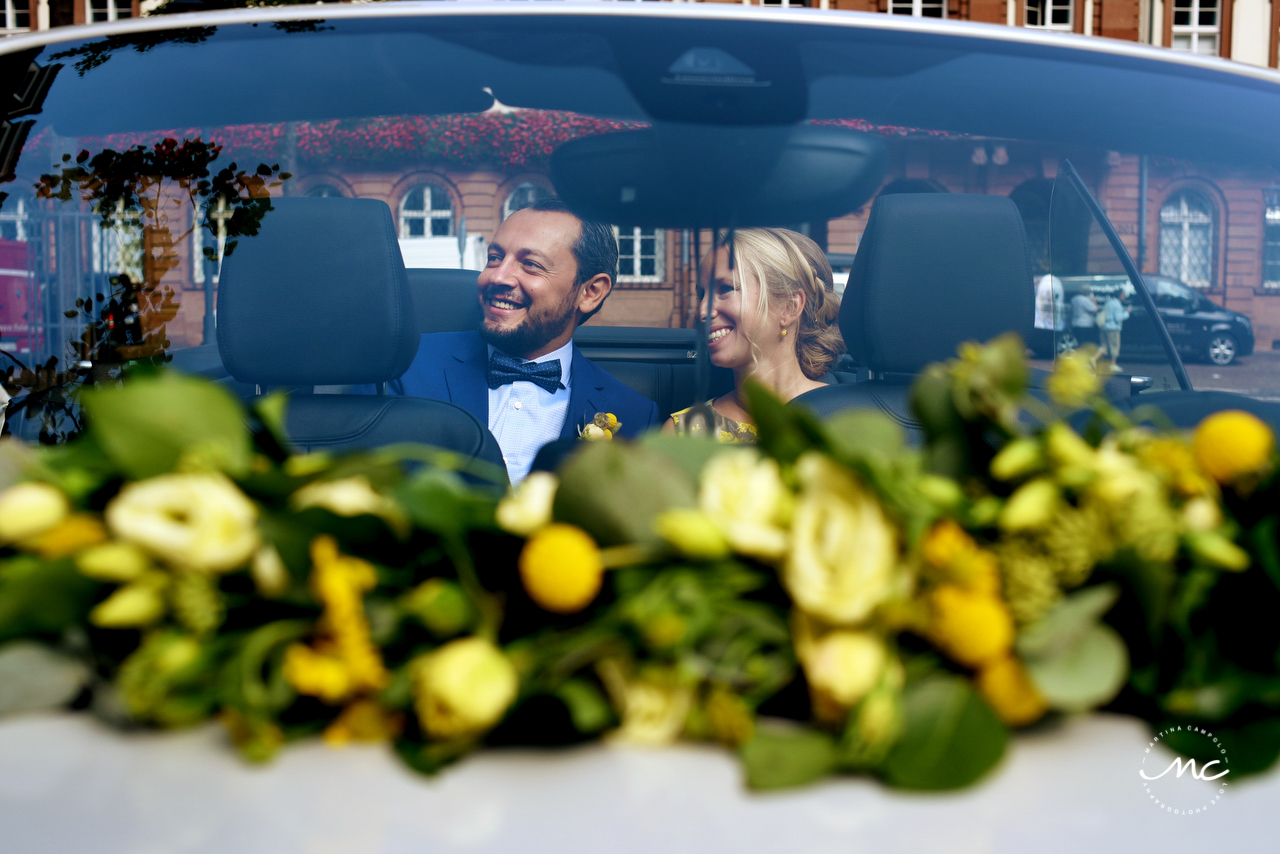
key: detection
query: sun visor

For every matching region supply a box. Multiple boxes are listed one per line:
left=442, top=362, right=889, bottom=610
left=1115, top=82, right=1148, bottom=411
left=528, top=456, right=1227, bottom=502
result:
left=550, top=123, right=887, bottom=229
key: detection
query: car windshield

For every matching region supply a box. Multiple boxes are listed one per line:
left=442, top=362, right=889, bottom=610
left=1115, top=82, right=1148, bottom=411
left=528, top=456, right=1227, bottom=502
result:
left=2, top=8, right=1279, bottom=443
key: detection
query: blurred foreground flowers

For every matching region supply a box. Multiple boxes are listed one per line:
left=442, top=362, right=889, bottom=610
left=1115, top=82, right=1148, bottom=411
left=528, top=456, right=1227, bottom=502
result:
left=3, top=337, right=1280, bottom=792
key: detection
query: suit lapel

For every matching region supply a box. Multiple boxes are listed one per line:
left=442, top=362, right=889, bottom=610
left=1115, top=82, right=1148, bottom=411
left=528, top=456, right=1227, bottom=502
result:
left=560, top=347, right=604, bottom=440
left=444, top=331, right=490, bottom=425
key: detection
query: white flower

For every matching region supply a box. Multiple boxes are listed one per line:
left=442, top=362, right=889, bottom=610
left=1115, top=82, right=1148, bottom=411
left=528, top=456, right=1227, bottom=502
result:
left=783, top=454, right=900, bottom=625
left=699, top=449, right=790, bottom=560
left=412, top=637, right=519, bottom=740
left=106, top=473, right=259, bottom=573
left=291, top=475, right=407, bottom=536
left=495, top=471, right=558, bottom=536
left=597, top=659, right=693, bottom=747
left=0, top=482, right=69, bottom=543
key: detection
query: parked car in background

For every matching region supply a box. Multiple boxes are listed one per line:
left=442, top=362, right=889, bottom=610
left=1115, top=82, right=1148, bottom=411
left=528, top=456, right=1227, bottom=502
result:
left=1030, top=274, right=1254, bottom=365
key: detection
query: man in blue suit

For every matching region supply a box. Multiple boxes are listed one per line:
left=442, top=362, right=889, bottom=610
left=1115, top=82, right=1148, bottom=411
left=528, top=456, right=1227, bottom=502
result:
left=386, top=196, right=661, bottom=483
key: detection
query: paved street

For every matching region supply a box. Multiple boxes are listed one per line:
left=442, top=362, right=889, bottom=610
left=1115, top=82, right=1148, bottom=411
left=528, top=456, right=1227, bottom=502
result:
left=1186, top=350, right=1280, bottom=400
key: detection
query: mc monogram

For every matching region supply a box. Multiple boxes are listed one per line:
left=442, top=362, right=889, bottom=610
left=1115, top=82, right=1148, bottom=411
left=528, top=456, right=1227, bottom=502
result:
left=1139, top=757, right=1230, bottom=782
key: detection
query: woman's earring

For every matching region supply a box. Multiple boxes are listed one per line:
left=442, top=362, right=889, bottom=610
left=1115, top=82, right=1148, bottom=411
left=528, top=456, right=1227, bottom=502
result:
left=781, top=328, right=788, bottom=338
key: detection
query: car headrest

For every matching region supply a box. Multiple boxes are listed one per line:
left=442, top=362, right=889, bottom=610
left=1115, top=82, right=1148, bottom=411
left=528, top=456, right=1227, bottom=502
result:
left=217, top=197, right=417, bottom=386
left=406, top=268, right=483, bottom=334
left=841, top=194, right=1034, bottom=374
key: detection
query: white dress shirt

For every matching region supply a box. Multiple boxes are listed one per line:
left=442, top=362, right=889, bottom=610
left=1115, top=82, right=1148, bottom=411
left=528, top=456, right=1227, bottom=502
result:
left=487, top=340, right=573, bottom=485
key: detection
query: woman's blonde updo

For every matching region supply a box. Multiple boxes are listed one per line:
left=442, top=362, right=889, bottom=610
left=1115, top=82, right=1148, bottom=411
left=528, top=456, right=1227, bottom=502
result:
left=719, top=227, right=845, bottom=379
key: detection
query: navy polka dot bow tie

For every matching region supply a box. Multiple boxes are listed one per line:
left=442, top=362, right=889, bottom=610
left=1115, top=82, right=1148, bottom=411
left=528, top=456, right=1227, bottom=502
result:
left=485, top=350, right=564, bottom=394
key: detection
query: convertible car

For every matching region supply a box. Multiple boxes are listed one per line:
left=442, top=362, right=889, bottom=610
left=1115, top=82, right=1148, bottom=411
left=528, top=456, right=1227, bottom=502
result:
left=2, top=1, right=1280, bottom=470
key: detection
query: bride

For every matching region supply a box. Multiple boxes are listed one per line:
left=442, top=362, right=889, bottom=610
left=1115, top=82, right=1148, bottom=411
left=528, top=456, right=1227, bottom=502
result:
left=664, top=228, right=844, bottom=442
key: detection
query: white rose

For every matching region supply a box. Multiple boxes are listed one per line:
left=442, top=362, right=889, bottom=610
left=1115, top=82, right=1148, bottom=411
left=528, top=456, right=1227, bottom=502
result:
left=783, top=454, right=900, bottom=625
left=0, top=482, right=69, bottom=543
left=106, top=473, right=259, bottom=573
left=699, top=449, right=789, bottom=560
left=495, top=471, right=558, bottom=536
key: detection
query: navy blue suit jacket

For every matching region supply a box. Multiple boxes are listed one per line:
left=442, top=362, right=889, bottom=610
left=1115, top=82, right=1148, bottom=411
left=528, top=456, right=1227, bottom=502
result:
left=383, top=330, right=661, bottom=441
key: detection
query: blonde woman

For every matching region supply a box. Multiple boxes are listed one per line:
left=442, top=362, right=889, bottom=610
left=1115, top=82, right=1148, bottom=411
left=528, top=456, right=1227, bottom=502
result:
left=664, top=228, right=844, bottom=442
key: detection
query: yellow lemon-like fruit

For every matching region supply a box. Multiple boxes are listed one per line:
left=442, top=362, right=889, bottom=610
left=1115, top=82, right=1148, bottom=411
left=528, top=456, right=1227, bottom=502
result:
left=1193, top=410, right=1275, bottom=486
left=518, top=523, right=604, bottom=614
left=927, top=584, right=1015, bottom=668
left=976, top=655, right=1049, bottom=728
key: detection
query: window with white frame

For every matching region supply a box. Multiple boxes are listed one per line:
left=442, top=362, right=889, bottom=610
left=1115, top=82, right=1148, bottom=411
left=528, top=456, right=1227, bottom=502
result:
left=305, top=184, right=345, bottom=198
left=0, top=197, right=27, bottom=242
left=502, top=183, right=550, bottom=220
left=87, top=0, right=131, bottom=23
left=1025, top=0, right=1073, bottom=29
left=1171, top=0, right=1220, bottom=56
left=1159, top=190, right=1216, bottom=290
left=1262, top=192, right=1280, bottom=290
left=760, top=0, right=810, bottom=7
left=615, top=227, right=664, bottom=284
left=889, top=0, right=945, bottom=18
left=399, top=183, right=454, bottom=238
left=2, top=0, right=29, bottom=32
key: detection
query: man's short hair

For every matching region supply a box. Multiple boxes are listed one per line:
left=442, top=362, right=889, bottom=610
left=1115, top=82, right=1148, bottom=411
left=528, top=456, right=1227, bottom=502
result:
left=527, top=196, right=618, bottom=323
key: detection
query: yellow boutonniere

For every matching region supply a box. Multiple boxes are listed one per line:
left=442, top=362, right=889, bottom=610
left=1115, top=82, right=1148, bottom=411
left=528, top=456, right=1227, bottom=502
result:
left=579, top=412, right=621, bottom=441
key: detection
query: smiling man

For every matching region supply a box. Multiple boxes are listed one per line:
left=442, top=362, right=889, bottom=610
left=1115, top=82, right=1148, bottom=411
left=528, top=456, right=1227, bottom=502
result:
left=385, top=197, right=661, bottom=483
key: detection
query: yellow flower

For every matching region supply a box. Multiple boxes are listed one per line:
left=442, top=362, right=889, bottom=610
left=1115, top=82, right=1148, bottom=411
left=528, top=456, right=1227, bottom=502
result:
left=518, top=523, right=604, bottom=614
left=1193, top=410, right=1275, bottom=486
left=1138, top=436, right=1215, bottom=498
left=283, top=644, right=353, bottom=703
left=989, top=438, right=1044, bottom=481
left=703, top=688, right=755, bottom=747
left=0, top=482, right=69, bottom=543
left=321, top=699, right=402, bottom=747
left=77, top=542, right=152, bottom=582
left=580, top=423, right=612, bottom=441
left=1047, top=347, right=1101, bottom=408
left=250, top=545, right=290, bottom=597
left=291, top=475, right=408, bottom=536
left=998, top=479, right=1060, bottom=532
left=784, top=454, right=900, bottom=626
left=698, top=449, right=790, bottom=560
left=1181, top=496, right=1222, bottom=533
left=494, top=471, right=557, bottom=537
left=597, top=659, right=694, bottom=747
left=920, top=519, right=1000, bottom=593
left=928, top=584, right=1015, bottom=668
left=89, top=574, right=168, bottom=628
left=797, top=624, right=888, bottom=724
left=412, top=637, right=519, bottom=740
left=23, top=514, right=107, bottom=559
left=654, top=508, right=730, bottom=560
left=593, top=412, right=621, bottom=432
left=976, top=655, right=1049, bottom=727
left=106, top=473, right=259, bottom=573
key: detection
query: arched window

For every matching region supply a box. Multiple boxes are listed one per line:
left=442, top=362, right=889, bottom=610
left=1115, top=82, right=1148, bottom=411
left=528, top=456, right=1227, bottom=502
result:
left=1159, top=190, right=1216, bottom=290
left=399, top=183, right=454, bottom=238
left=305, top=184, right=345, bottom=198
left=503, top=183, right=550, bottom=220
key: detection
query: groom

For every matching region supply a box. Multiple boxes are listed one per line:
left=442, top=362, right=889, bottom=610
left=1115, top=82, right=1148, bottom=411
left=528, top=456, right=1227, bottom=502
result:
left=384, top=197, right=661, bottom=483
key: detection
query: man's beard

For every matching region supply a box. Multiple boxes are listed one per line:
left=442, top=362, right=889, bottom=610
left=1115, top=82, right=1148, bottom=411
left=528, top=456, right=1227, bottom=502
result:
left=479, top=285, right=580, bottom=357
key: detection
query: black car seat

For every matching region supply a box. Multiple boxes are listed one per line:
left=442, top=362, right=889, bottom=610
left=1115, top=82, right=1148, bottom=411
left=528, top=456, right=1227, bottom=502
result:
left=792, top=193, right=1035, bottom=440
left=216, top=197, right=505, bottom=474
left=406, top=268, right=484, bottom=334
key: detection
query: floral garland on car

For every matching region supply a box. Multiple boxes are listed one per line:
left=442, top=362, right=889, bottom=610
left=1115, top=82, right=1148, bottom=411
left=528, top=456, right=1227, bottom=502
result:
left=0, top=338, right=1277, bottom=790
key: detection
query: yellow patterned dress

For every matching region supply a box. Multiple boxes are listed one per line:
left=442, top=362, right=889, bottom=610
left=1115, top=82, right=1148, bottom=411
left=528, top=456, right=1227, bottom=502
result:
left=669, top=401, right=758, bottom=444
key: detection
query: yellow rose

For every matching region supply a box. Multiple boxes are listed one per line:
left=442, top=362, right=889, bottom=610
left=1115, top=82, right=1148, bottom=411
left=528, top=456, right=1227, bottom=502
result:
left=800, top=627, right=888, bottom=724
left=928, top=584, right=1015, bottom=668
left=976, top=656, right=1049, bottom=727
left=0, top=482, right=69, bottom=543
left=580, top=423, right=611, bottom=441
left=1193, top=410, right=1275, bottom=486
left=597, top=659, right=693, bottom=747
left=106, top=473, right=259, bottom=573
left=412, top=637, right=519, bottom=740
left=494, top=471, right=558, bottom=536
left=518, top=523, right=604, bottom=614
left=291, top=476, right=407, bottom=535
left=699, top=449, right=790, bottom=560
left=783, top=454, right=900, bottom=625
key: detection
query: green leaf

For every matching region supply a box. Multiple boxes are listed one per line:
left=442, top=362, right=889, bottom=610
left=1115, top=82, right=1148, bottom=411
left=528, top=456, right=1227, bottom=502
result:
left=555, top=678, right=614, bottom=734
left=1025, top=623, right=1129, bottom=712
left=743, top=380, right=828, bottom=465
left=880, top=674, right=1008, bottom=791
left=553, top=441, right=695, bottom=546
left=1247, top=518, right=1280, bottom=593
left=640, top=433, right=726, bottom=483
left=1159, top=717, right=1280, bottom=778
left=394, top=469, right=495, bottom=539
left=1101, top=556, right=1175, bottom=645
left=81, top=372, right=251, bottom=479
left=822, top=410, right=905, bottom=463
left=0, top=641, right=91, bottom=716
left=739, top=723, right=839, bottom=790
left=0, top=557, right=101, bottom=644
left=1016, top=583, right=1120, bottom=660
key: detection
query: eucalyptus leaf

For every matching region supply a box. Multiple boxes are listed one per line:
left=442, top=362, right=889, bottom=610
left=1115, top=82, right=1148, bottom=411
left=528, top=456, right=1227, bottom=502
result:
left=81, top=372, right=250, bottom=479
left=553, top=441, right=695, bottom=546
left=1016, top=583, right=1120, bottom=660
left=641, top=433, right=726, bottom=483
left=1026, top=623, right=1129, bottom=712
left=739, top=723, right=839, bottom=790
left=880, top=674, right=1007, bottom=791
left=822, top=410, right=905, bottom=463
left=0, top=641, right=90, bottom=716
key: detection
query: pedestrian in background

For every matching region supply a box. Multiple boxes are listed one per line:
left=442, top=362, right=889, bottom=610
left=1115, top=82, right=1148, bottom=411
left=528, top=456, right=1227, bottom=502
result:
left=1069, top=288, right=1099, bottom=353
left=1101, top=290, right=1130, bottom=370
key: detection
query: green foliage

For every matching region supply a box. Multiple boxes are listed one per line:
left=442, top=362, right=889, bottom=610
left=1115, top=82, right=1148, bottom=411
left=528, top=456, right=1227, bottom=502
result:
left=554, top=441, right=696, bottom=546
left=0, top=557, right=100, bottom=644
left=880, top=674, right=1008, bottom=791
left=740, top=725, right=839, bottom=791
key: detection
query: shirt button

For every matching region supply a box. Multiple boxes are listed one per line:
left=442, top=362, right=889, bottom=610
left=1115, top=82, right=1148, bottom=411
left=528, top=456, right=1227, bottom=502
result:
left=513, top=401, right=522, bottom=410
